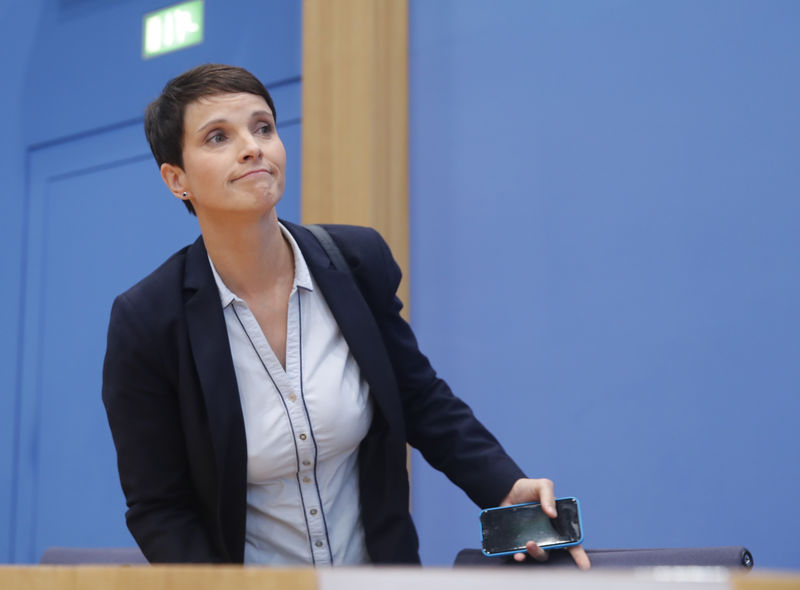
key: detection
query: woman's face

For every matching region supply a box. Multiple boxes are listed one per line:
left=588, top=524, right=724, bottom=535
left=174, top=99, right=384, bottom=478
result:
left=163, top=92, right=286, bottom=219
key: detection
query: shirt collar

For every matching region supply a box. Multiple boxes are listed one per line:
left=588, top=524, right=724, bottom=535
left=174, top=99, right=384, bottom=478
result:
left=208, top=222, right=314, bottom=309
left=282, top=222, right=314, bottom=292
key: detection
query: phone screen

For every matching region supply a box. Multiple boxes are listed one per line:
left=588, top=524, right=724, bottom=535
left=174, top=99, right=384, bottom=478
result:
left=480, top=497, right=582, bottom=555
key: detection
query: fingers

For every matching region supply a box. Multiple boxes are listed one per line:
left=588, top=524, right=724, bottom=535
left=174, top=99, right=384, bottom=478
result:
left=568, top=545, right=592, bottom=570
left=538, top=480, right=557, bottom=518
left=501, top=478, right=558, bottom=516
left=517, top=543, right=590, bottom=570
left=525, top=541, right=549, bottom=562
left=511, top=542, right=548, bottom=563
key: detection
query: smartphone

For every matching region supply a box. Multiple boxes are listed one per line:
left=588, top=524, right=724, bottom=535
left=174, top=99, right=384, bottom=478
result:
left=480, top=497, right=583, bottom=557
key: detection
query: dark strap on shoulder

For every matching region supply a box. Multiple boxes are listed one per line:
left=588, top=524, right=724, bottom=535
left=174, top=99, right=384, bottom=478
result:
left=305, top=224, right=353, bottom=276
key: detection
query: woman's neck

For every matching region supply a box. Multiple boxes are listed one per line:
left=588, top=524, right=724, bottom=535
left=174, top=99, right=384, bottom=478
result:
left=197, top=209, right=294, bottom=298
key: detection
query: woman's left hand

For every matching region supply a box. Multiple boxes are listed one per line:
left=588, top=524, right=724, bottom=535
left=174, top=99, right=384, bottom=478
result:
left=499, top=478, right=591, bottom=570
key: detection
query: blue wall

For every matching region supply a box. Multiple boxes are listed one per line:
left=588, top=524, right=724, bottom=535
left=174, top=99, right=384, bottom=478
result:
left=409, top=0, right=800, bottom=569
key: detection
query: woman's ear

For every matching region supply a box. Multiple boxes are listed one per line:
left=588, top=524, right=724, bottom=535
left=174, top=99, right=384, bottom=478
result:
left=160, top=162, right=190, bottom=203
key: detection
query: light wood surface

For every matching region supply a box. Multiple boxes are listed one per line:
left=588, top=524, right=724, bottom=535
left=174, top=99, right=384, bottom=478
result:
left=733, top=572, right=800, bottom=590
left=0, top=566, right=315, bottom=590
left=2, top=565, right=799, bottom=590
left=302, top=0, right=410, bottom=315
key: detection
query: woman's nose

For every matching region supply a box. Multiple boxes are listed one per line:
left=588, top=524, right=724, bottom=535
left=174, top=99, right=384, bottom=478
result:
left=239, top=133, right=262, bottom=161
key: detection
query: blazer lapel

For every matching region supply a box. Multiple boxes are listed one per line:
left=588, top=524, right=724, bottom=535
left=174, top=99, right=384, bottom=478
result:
left=182, top=236, right=247, bottom=540
left=285, top=223, right=404, bottom=430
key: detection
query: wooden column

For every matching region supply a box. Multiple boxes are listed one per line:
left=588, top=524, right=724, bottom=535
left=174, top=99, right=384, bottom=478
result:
left=302, top=0, right=409, bottom=314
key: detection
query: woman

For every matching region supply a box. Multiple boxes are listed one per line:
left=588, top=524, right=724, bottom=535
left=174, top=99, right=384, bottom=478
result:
left=102, top=64, right=589, bottom=568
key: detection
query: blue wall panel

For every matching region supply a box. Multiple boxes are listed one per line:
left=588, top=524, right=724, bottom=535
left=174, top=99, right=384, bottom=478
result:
left=21, top=0, right=301, bottom=146
left=409, top=0, right=800, bottom=569
left=3, top=0, right=301, bottom=563
left=0, top=0, right=50, bottom=564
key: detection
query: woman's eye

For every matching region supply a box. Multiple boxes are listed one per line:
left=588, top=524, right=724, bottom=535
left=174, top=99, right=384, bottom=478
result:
left=257, top=123, right=273, bottom=135
left=207, top=132, right=226, bottom=144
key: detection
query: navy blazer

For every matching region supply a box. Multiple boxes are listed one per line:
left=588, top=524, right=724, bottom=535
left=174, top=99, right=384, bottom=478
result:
left=102, top=221, right=525, bottom=564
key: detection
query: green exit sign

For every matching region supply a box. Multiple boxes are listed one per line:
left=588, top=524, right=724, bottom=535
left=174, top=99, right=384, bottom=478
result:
left=143, top=0, right=204, bottom=59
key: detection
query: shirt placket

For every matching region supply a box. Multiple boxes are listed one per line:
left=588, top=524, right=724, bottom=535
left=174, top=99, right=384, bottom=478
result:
left=231, top=283, right=332, bottom=564
left=283, top=288, right=331, bottom=565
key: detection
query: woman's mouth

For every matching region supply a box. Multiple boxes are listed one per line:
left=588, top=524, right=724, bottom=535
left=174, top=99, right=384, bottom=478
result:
left=234, top=168, right=272, bottom=181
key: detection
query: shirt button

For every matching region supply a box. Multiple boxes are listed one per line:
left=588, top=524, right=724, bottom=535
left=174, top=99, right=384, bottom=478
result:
left=288, top=393, right=297, bottom=402
left=303, top=476, right=311, bottom=484
left=310, top=508, right=318, bottom=515
left=315, top=541, right=324, bottom=548
left=299, top=433, right=307, bottom=441
left=302, top=459, right=311, bottom=466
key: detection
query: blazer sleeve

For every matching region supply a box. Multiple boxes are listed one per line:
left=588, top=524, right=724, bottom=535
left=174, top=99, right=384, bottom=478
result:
left=102, top=292, right=224, bottom=563
left=334, top=226, right=527, bottom=508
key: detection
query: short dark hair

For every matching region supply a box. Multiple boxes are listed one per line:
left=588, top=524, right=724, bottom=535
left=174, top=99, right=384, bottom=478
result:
left=144, top=64, right=277, bottom=215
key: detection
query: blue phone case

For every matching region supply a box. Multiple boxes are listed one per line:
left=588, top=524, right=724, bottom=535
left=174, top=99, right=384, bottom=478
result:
left=479, top=496, right=583, bottom=557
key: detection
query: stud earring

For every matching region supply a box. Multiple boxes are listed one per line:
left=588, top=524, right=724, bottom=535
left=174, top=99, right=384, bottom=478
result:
left=182, top=192, right=188, bottom=197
